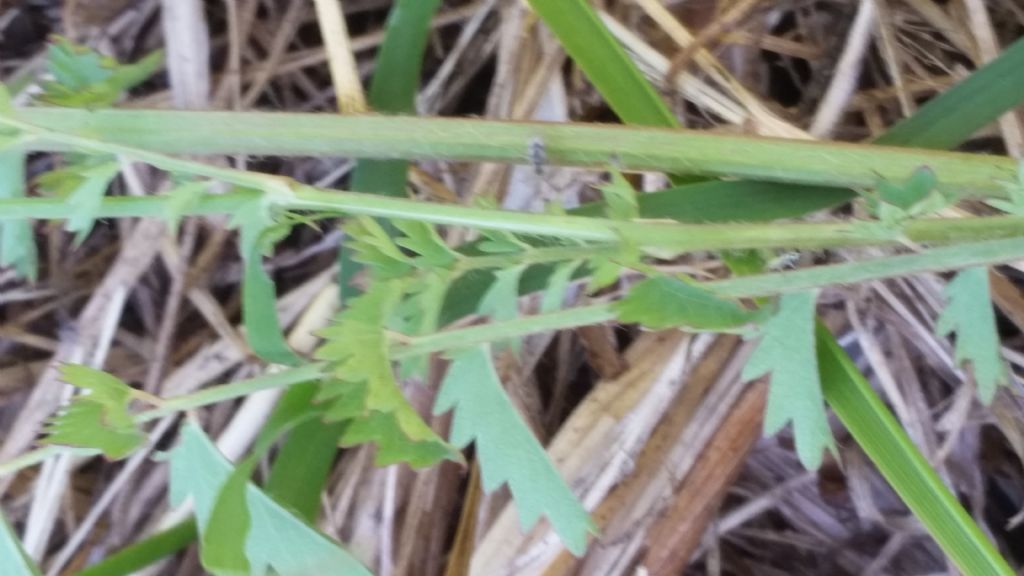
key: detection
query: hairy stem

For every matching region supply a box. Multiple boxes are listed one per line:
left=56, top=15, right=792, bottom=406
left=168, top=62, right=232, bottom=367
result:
left=11, top=108, right=1016, bottom=198
left=2, top=190, right=1024, bottom=252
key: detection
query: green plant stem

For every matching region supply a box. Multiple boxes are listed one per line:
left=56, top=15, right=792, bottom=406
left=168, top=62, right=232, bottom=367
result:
left=136, top=364, right=323, bottom=424
left=710, top=237, right=1024, bottom=297
left=392, top=305, right=618, bottom=359
left=5, top=236, right=1021, bottom=482
left=7, top=109, right=1017, bottom=198
left=453, top=243, right=621, bottom=271
left=3, top=189, right=1024, bottom=252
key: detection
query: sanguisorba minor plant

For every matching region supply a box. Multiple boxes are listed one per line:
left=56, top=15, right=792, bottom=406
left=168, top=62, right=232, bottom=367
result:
left=1, top=31, right=1024, bottom=575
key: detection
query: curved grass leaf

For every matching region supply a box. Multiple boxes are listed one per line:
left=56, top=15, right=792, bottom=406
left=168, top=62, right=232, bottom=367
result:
left=43, top=364, right=145, bottom=459
left=435, top=346, right=595, bottom=555
left=936, top=267, right=1007, bottom=404
left=742, top=292, right=834, bottom=470
left=166, top=422, right=372, bottom=576
left=0, top=515, right=41, bottom=576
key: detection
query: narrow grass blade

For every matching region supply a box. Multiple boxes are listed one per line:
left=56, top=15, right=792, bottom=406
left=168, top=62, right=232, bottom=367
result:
left=0, top=515, right=41, bottom=576
left=817, top=323, right=1014, bottom=575
left=527, top=0, right=678, bottom=129
left=75, top=521, right=198, bottom=576
left=877, top=36, right=1024, bottom=149
left=263, top=383, right=344, bottom=521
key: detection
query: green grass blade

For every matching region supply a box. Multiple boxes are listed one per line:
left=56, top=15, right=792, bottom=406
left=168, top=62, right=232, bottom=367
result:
left=264, top=382, right=344, bottom=521
left=75, top=521, right=198, bottom=576
left=877, top=36, right=1024, bottom=149
left=527, top=0, right=678, bottom=129
left=0, top=514, right=41, bottom=576
left=348, top=0, right=441, bottom=203
left=817, top=323, right=1013, bottom=575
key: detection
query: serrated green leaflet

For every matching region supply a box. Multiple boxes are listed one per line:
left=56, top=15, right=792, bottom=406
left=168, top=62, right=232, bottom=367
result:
left=478, top=265, right=526, bottom=324
left=614, top=275, right=761, bottom=331
left=64, top=160, right=119, bottom=246
left=435, top=346, right=595, bottom=555
left=164, top=180, right=208, bottom=236
left=541, top=260, right=582, bottom=314
left=43, top=365, right=145, bottom=459
left=39, top=37, right=163, bottom=109
left=599, top=169, right=639, bottom=221
left=988, top=160, right=1024, bottom=215
left=346, top=216, right=414, bottom=279
left=315, top=280, right=459, bottom=467
left=742, top=292, right=834, bottom=470
left=0, top=514, right=41, bottom=576
left=936, top=267, right=1007, bottom=404
left=166, top=422, right=372, bottom=576
left=394, top=219, right=458, bottom=268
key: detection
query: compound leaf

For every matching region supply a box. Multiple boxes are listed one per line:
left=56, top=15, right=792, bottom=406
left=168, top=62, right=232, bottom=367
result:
left=166, top=422, right=372, bottom=576
left=39, top=37, right=163, bottom=109
left=43, top=364, right=145, bottom=460
left=936, top=267, right=1007, bottom=404
left=434, top=346, right=594, bottom=555
left=315, top=280, right=459, bottom=467
left=742, top=291, right=834, bottom=470
left=614, top=275, right=761, bottom=331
